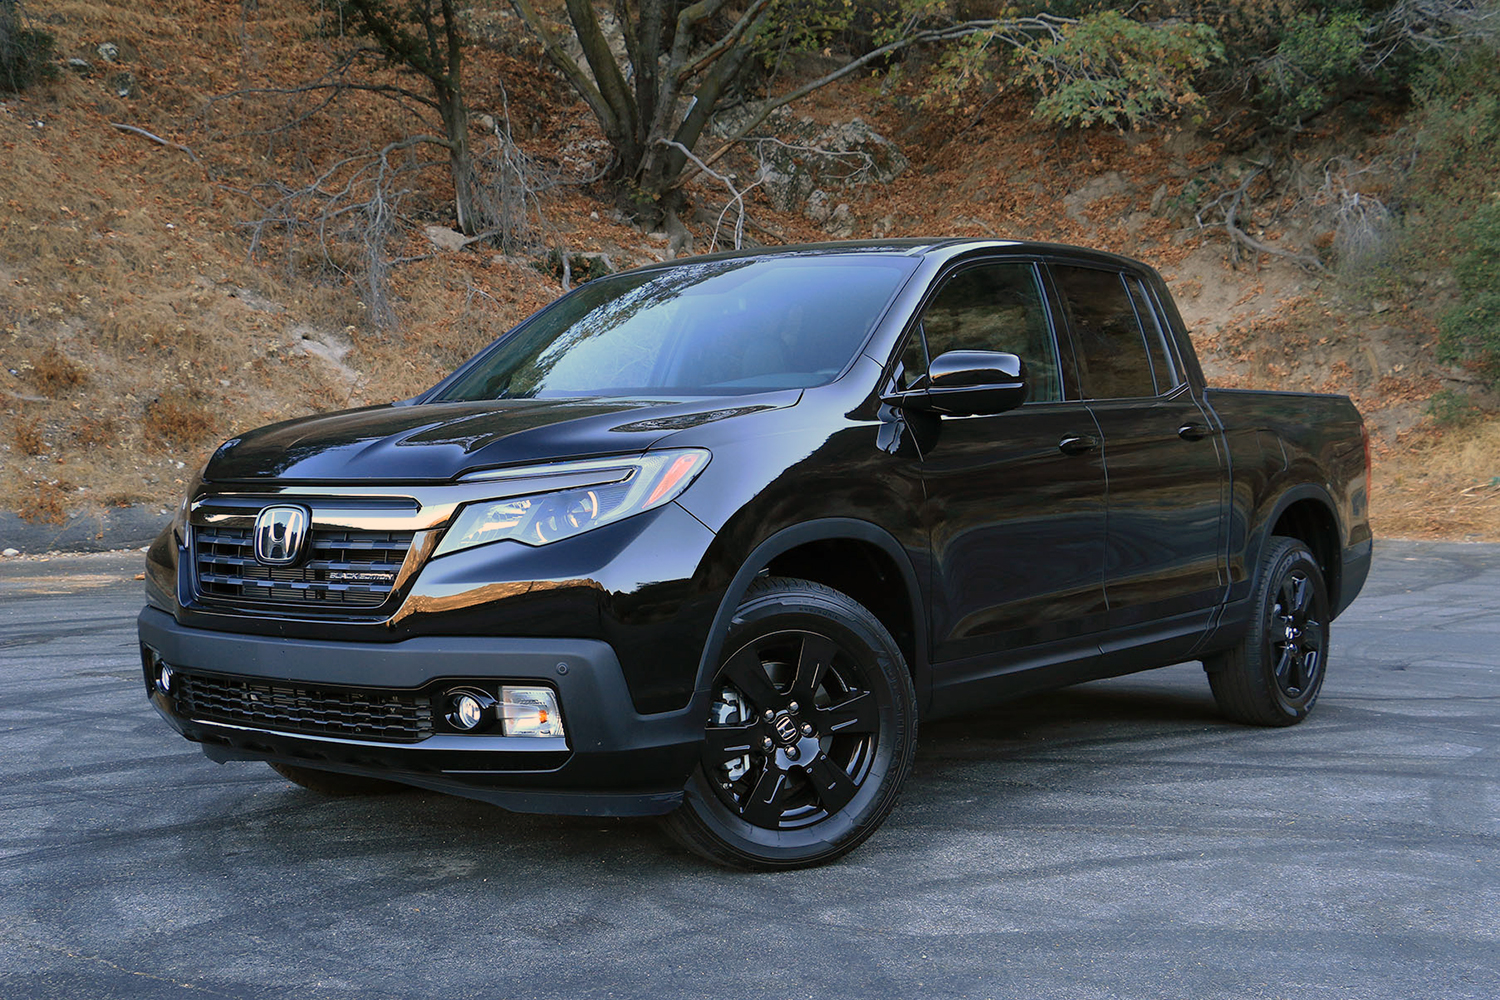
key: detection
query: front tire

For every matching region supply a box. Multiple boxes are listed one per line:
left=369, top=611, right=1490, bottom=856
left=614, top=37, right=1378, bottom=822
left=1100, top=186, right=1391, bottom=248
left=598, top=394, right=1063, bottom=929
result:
left=663, top=577, right=918, bottom=870
left=1205, top=536, right=1330, bottom=726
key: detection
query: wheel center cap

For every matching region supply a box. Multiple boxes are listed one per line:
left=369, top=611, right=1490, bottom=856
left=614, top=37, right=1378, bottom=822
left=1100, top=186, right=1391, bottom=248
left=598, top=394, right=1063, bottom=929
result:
left=771, top=713, right=800, bottom=745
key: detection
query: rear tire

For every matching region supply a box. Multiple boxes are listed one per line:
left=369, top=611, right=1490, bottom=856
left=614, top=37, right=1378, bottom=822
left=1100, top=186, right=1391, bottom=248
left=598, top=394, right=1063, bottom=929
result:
left=267, top=761, right=409, bottom=797
left=1205, top=536, right=1330, bottom=726
left=663, top=577, right=918, bottom=870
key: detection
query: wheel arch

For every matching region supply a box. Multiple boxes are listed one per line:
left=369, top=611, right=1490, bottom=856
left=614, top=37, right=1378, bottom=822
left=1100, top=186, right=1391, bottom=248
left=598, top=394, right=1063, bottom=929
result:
left=1257, top=486, right=1343, bottom=610
left=692, top=519, right=928, bottom=707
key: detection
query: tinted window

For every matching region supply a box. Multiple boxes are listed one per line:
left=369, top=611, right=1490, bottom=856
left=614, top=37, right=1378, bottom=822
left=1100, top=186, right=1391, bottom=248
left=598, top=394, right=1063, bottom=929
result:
left=900, top=262, right=1059, bottom=402
left=437, top=256, right=918, bottom=400
left=1125, top=276, right=1180, bottom=393
left=1053, top=265, right=1155, bottom=399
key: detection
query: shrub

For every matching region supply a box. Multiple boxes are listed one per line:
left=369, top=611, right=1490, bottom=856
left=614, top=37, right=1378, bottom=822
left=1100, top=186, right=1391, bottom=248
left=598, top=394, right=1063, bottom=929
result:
left=0, top=2, right=55, bottom=93
left=1438, top=202, right=1500, bottom=383
left=10, top=413, right=45, bottom=455
left=1426, top=387, right=1481, bottom=426
left=32, top=347, right=87, bottom=395
left=1019, top=11, right=1223, bottom=130
left=17, top=481, right=68, bottom=524
left=144, top=391, right=218, bottom=450
left=1407, top=51, right=1500, bottom=237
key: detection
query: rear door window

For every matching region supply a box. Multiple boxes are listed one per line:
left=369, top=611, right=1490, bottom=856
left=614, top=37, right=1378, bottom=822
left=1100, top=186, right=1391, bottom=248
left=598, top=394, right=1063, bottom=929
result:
left=1051, top=265, right=1157, bottom=400
left=1124, top=276, right=1181, bottom=393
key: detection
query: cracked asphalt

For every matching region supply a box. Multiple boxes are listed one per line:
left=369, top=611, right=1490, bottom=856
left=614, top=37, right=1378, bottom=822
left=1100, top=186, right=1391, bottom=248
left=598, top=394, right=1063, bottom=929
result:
left=0, top=539, right=1496, bottom=999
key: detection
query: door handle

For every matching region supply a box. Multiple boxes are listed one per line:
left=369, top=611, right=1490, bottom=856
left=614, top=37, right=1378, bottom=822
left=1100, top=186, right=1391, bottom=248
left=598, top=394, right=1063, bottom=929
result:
left=1058, top=434, right=1099, bottom=456
left=1178, top=423, right=1211, bottom=442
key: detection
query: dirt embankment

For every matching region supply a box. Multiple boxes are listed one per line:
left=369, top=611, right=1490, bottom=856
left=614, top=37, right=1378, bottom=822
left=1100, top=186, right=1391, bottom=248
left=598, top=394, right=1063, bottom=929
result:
left=1, top=0, right=1494, bottom=553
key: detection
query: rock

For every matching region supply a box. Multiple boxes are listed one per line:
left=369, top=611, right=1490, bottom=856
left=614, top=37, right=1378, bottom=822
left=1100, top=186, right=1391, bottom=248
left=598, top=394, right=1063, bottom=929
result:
left=1150, top=183, right=1171, bottom=214
left=871, top=215, right=895, bottom=239
left=823, top=203, right=855, bottom=239
left=106, top=71, right=138, bottom=98
left=423, top=225, right=470, bottom=253
left=2, top=548, right=19, bottom=558
left=66, top=58, right=91, bottom=73
left=803, top=189, right=833, bottom=225
left=96, top=42, right=120, bottom=62
left=290, top=325, right=358, bottom=390
left=1062, top=171, right=1133, bottom=223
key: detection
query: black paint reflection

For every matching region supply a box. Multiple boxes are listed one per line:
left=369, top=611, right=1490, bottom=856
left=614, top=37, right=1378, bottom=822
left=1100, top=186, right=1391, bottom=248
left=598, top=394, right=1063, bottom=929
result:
left=1088, top=396, right=1228, bottom=625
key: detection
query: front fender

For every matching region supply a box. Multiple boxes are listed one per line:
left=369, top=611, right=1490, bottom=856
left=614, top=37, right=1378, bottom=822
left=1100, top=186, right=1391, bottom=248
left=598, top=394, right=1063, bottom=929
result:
left=687, top=517, right=929, bottom=716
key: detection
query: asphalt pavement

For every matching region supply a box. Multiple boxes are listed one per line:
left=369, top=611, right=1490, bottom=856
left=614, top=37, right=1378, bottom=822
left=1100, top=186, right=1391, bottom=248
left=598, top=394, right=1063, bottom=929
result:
left=0, top=540, right=1495, bottom=999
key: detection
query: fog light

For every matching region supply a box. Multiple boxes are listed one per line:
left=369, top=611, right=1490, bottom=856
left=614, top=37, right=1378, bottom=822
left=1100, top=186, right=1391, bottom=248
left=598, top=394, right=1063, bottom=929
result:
left=446, top=689, right=497, bottom=731
left=157, top=663, right=174, bottom=694
left=501, top=686, right=564, bottom=738
left=453, top=694, right=483, bottom=729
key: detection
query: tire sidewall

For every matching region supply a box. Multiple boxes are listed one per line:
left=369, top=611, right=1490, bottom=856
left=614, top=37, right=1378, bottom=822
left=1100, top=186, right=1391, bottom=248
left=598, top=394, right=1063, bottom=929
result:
left=678, top=583, right=916, bottom=868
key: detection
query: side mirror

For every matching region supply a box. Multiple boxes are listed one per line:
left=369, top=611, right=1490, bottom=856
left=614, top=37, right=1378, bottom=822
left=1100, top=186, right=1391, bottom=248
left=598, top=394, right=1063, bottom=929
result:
left=885, top=350, right=1028, bottom=416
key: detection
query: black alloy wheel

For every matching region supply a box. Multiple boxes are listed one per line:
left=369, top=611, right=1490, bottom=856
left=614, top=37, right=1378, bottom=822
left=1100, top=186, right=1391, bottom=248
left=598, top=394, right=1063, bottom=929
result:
left=663, top=577, right=917, bottom=869
left=1205, top=535, right=1331, bottom=726
left=1269, top=566, right=1326, bottom=701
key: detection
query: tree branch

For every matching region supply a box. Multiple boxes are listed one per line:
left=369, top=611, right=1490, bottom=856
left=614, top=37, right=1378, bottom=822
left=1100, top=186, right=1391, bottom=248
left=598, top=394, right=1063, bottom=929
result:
left=687, top=20, right=1001, bottom=177
left=658, top=138, right=766, bottom=250
left=108, top=122, right=199, bottom=162
left=677, top=0, right=775, bottom=83
left=1200, top=168, right=1324, bottom=271
left=564, top=0, right=640, bottom=144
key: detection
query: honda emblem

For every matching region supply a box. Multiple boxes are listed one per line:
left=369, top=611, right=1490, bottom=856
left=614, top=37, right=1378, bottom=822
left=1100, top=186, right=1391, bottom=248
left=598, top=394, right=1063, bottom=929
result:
left=253, top=505, right=309, bottom=566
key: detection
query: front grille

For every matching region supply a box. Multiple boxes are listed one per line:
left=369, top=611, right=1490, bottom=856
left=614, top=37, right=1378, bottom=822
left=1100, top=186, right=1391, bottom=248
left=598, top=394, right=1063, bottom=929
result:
left=193, top=525, right=413, bottom=610
left=173, top=669, right=434, bottom=743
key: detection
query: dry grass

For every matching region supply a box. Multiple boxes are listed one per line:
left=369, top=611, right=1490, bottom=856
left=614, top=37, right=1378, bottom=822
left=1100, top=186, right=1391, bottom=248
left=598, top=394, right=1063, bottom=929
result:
left=73, top=416, right=117, bottom=447
left=1374, top=420, right=1500, bottom=541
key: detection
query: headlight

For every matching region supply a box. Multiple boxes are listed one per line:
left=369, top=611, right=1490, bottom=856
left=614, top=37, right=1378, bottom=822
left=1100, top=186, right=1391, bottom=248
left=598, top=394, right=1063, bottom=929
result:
left=434, top=449, right=710, bottom=556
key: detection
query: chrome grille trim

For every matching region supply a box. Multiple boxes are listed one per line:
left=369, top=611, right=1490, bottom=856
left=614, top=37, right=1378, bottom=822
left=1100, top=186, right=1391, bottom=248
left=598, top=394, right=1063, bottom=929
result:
left=191, top=524, right=414, bottom=610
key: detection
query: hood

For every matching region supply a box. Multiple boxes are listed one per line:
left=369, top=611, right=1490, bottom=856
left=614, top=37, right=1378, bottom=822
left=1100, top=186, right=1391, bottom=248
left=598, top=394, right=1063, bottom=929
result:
left=203, top=393, right=798, bottom=482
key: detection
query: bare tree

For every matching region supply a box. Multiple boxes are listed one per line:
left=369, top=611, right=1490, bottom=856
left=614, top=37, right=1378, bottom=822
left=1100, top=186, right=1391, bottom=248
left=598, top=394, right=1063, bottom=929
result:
left=1374, top=0, right=1500, bottom=63
left=504, top=3, right=1227, bottom=224
left=335, top=0, right=483, bottom=234
left=213, top=3, right=575, bottom=325
left=236, top=135, right=430, bottom=328
left=502, top=3, right=1002, bottom=221
left=218, top=2, right=482, bottom=233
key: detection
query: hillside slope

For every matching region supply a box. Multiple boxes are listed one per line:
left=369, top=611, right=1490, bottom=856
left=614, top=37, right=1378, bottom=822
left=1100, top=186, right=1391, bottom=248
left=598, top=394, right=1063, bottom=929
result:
left=1, top=0, right=1494, bottom=551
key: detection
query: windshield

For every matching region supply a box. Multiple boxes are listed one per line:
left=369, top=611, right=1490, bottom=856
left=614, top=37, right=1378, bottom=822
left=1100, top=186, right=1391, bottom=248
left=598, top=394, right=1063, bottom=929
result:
left=434, top=255, right=918, bottom=400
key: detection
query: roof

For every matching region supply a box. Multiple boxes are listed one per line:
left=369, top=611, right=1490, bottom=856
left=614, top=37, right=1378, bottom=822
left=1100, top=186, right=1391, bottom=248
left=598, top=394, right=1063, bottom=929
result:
left=620, top=237, right=1156, bottom=275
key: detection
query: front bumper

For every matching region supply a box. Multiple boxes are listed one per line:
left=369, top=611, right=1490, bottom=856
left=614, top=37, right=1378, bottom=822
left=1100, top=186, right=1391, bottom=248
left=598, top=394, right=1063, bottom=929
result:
left=138, top=606, right=703, bottom=816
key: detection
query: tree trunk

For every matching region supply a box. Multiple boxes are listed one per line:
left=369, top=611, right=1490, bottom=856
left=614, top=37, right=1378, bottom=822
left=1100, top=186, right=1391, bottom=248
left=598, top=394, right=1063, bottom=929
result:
left=435, top=0, right=476, bottom=235
left=440, top=91, right=477, bottom=235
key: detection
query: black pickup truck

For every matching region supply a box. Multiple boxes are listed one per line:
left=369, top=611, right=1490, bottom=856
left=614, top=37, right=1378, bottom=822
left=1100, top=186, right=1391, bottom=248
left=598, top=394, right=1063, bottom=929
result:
left=139, top=239, right=1372, bottom=869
